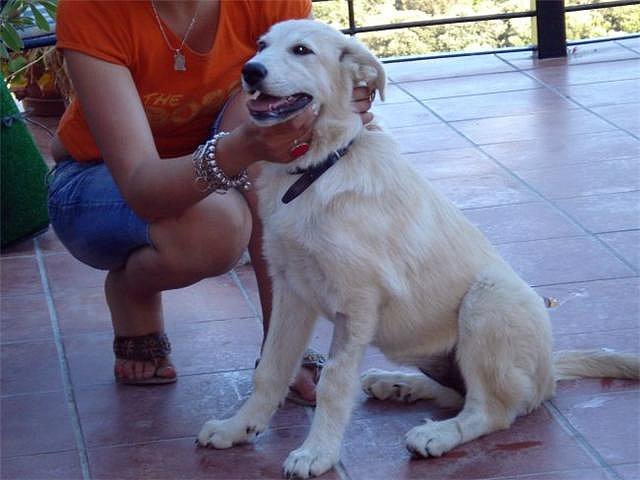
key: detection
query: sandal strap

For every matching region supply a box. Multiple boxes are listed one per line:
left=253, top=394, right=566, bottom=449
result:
left=301, top=349, right=326, bottom=368
left=254, top=349, right=327, bottom=371
left=113, top=332, right=172, bottom=362
left=301, top=349, right=326, bottom=384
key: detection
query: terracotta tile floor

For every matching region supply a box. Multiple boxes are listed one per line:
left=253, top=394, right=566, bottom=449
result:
left=2, top=40, right=639, bottom=479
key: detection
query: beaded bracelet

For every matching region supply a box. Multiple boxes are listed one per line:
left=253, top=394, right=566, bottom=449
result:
left=193, top=132, right=251, bottom=193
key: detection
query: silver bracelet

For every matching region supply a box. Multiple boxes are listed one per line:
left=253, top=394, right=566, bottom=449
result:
left=193, top=131, right=251, bottom=194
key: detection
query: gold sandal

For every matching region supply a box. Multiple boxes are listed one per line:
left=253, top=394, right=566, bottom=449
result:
left=113, top=332, right=177, bottom=385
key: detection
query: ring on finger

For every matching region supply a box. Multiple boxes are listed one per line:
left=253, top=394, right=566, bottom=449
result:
left=369, top=89, right=376, bottom=103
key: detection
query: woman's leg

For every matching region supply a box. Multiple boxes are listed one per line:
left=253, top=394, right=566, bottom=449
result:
left=110, top=189, right=252, bottom=381
left=47, top=156, right=254, bottom=382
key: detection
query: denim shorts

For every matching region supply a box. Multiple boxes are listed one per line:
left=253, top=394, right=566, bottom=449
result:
left=47, top=96, right=232, bottom=271
left=47, top=159, right=153, bottom=270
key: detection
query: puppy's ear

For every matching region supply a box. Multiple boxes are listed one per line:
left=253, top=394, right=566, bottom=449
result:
left=340, top=37, right=386, bottom=101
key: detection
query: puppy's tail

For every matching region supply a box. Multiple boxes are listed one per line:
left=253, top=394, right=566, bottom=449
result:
left=553, top=349, right=640, bottom=381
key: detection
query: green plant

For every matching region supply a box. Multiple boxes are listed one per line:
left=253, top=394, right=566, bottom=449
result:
left=1, top=0, right=58, bottom=93
left=1, top=0, right=56, bottom=56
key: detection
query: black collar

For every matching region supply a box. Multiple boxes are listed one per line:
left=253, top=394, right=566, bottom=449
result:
left=282, top=141, right=354, bottom=204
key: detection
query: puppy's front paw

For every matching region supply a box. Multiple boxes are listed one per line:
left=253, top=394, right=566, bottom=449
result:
left=405, top=419, right=460, bottom=458
left=283, top=445, right=339, bottom=479
left=196, top=417, right=265, bottom=449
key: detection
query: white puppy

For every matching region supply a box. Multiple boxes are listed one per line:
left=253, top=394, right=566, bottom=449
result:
left=197, top=19, right=639, bottom=478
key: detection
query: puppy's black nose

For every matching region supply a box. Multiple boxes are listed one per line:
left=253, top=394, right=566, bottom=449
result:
left=242, top=62, right=268, bottom=89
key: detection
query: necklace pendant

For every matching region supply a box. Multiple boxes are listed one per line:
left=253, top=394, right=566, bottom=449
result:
left=174, top=51, right=186, bottom=71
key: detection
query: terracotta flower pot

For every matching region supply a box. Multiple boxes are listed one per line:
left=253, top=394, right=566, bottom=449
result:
left=21, top=95, right=66, bottom=117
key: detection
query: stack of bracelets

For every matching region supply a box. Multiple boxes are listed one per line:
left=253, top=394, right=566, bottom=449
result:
left=192, top=131, right=251, bottom=193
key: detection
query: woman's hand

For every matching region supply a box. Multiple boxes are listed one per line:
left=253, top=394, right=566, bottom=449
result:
left=237, top=86, right=375, bottom=166
left=352, top=86, right=375, bottom=124
left=218, top=104, right=317, bottom=174
left=244, top=105, right=317, bottom=164
left=217, top=85, right=374, bottom=176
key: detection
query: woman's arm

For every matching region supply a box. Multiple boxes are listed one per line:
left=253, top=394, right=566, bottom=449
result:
left=64, top=50, right=316, bottom=222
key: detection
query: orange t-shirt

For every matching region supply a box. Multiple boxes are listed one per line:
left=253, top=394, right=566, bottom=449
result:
left=56, top=0, right=311, bottom=162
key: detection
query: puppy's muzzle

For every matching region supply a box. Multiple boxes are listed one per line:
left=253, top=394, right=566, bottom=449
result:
left=242, top=62, right=268, bottom=90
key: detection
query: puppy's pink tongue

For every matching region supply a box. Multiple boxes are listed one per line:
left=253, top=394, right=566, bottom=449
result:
left=247, top=94, right=283, bottom=113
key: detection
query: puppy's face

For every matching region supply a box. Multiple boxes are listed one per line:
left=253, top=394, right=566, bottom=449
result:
left=242, top=19, right=386, bottom=126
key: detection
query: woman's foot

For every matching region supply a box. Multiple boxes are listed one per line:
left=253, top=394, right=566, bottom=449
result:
left=114, top=356, right=177, bottom=383
left=289, top=366, right=317, bottom=404
left=287, top=350, right=326, bottom=406
left=113, top=332, right=177, bottom=385
left=106, top=270, right=177, bottom=385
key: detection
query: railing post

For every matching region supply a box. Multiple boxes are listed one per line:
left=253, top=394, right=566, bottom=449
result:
left=346, top=0, right=356, bottom=36
left=535, top=0, right=567, bottom=58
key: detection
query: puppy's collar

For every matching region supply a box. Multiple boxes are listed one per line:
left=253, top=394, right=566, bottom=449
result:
left=282, top=140, right=354, bottom=204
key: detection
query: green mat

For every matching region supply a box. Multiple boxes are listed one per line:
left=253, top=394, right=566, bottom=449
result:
left=1, top=75, right=50, bottom=248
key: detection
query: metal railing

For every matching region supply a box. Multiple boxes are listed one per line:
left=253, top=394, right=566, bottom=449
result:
left=14, top=3, right=56, bottom=50
left=19, top=1, right=640, bottom=59
left=315, top=0, right=639, bottom=61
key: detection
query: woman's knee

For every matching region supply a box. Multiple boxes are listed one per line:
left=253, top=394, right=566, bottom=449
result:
left=208, top=193, right=253, bottom=270
left=151, top=191, right=252, bottom=278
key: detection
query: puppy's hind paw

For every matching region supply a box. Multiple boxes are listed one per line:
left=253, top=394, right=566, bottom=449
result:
left=361, top=369, right=464, bottom=408
left=361, top=369, right=416, bottom=402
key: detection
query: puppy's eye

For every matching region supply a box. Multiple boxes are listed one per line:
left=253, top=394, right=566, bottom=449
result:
left=291, top=45, right=313, bottom=56
left=257, top=41, right=267, bottom=52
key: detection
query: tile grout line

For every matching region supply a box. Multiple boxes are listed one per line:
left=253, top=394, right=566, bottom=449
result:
left=496, top=54, right=640, bottom=141
left=228, top=268, right=265, bottom=337
left=555, top=326, right=640, bottom=339
left=595, top=227, right=640, bottom=236
left=0, top=253, right=41, bottom=260
left=506, top=188, right=640, bottom=203
left=615, top=39, right=640, bottom=56
left=228, top=269, right=259, bottom=315
left=400, top=85, right=547, bottom=102
left=392, top=81, right=640, bottom=275
left=504, top=181, right=639, bottom=275
left=480, top=466, right=623, bottom=480
left=486, top=231, right=637, bottom=248
left=432, top=104, right=584, bottom=124
left=402, top=76, right=640, bottom=115
left=0, top=249, right=68, bottom=261
left=386, top=66, right=516, bottom=85
left=457, top=190, right=640, bottom=209
left=34, top=239, right=92, bottom=480
left=488, top=232, right=588, bottom=247
left=531, top=274, right=638, bottom=289
left=549, top=387, right=639, bottom=402
left=2, top=448, right=81, bottom=461
left=0, top=316, right=258, bottom=347
left=7, top=366, right=259, bottom=394
left=386, top=54, right=640, bottom=85
left=543, top=400, right=623, bottom=480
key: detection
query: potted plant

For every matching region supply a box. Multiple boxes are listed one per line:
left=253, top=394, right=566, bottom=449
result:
left=0, top=0, right=69, bottom=116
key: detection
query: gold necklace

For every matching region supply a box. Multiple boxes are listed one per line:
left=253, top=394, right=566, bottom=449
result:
left=150, top=1, right=200, bottom=71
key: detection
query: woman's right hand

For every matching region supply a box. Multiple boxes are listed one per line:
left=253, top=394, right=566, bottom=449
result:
left=235, top=104, right=318, bottom=165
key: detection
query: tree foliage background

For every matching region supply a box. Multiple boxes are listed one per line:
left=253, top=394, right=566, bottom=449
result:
left=313, top=0, right=640, bottom=58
